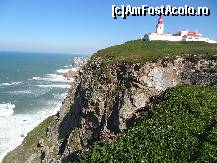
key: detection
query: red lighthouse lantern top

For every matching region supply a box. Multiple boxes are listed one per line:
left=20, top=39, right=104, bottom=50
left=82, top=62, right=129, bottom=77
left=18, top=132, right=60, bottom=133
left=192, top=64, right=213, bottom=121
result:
left=158, top=16, right=163, bottom=24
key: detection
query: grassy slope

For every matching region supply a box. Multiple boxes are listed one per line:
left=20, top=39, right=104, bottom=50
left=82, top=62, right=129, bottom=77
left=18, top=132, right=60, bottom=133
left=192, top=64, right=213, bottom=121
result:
left=76, top=85, right=217, bottom=162
left=91, top=40, right=217, bottom=64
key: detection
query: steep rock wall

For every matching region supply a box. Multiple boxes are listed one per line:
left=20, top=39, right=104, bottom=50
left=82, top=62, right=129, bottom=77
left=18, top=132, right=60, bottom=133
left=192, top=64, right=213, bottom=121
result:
left=3, top=57, right=217, bottom=163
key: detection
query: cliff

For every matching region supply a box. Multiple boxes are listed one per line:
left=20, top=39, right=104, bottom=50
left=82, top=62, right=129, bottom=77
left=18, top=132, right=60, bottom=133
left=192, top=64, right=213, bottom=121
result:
left=76, top=85, right=217, bottom=162
left=3, top=40, right=217, bottom=163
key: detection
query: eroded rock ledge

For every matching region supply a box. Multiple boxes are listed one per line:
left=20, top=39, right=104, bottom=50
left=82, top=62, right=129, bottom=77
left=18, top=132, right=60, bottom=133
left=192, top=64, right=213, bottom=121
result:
left=3, top=57, right=217, bottom=163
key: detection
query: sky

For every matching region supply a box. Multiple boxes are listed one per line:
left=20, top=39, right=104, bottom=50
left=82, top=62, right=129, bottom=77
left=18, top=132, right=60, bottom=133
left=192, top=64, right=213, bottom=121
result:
left=0, top=0, right=216, bottom=54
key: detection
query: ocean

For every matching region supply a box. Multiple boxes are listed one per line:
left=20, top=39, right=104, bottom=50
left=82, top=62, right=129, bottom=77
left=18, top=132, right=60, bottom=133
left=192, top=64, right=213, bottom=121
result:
left=0, top=52, right=84, bottom=161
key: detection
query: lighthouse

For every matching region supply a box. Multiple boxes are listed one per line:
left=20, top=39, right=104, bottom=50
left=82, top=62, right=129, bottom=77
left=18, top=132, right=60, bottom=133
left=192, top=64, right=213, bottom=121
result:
left=156, top=16, right=164, bottom=35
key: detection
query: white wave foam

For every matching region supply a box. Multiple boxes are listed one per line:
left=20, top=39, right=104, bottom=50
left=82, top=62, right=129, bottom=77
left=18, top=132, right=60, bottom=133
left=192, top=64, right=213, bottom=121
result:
left=8, top=90, right=32, bottom=95
left=0, top=82, right=22, bottom=87
left=37, top=84, right=71, bottom=89
left=58, top=93, right=67, bottom=100
left=56, top=67, right=78, bottom=74
left=56, top=68, right=70, bottom=74
left=0, top=103, right=15, bottom=117
left=0, top=93, right=67, bottom=161
left=32, top=74, right=71, bottom=82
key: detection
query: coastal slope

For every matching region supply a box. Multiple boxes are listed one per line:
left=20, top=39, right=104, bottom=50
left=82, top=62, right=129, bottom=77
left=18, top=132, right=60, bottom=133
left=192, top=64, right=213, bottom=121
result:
left=3, top=40, right=217, bottom=162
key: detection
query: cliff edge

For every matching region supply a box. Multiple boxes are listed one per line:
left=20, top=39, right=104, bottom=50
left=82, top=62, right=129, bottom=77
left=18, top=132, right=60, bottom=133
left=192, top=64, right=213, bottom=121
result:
left=3, top=40, right=217, bottom=163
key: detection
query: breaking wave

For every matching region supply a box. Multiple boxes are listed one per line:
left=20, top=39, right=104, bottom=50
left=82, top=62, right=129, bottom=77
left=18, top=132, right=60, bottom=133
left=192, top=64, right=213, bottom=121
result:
left=56, top=67, right=77, bottom=74
left=0, top=93, right=67, bottom=161
left=32, top=74, right=70, bottom=82
left=7, top=90, right=32, bottom=95
left=56, top=69, right=70, bottom=74
left=0, top=103, right=15, bottom=117
left=0, top=82, right=22, bottom=87
left=36, top=84, right=71, bottom=89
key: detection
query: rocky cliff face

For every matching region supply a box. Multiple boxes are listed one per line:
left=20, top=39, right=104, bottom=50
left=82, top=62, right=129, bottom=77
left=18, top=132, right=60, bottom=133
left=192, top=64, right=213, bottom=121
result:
left=3, top=57, right=217, bottom=163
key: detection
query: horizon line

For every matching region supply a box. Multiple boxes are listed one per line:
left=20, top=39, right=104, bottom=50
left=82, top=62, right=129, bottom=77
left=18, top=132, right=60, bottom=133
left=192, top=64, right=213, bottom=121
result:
left=0, top=49, right=91, bottom=56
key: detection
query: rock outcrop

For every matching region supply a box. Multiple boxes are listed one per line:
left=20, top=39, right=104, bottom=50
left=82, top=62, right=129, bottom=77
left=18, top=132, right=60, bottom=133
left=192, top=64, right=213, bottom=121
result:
left=3, top=56, right=217, bottom=163
left=63, top=69, right=78, bottom=80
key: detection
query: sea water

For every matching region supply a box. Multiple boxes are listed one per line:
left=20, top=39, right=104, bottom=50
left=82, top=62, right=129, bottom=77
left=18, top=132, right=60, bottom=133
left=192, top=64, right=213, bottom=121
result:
left=0, top=52, right=84, bottom=161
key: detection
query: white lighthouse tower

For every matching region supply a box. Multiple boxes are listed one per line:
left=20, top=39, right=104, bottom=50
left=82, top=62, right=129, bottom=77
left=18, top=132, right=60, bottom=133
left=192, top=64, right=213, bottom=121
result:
left=156, top=16, right=164, bottom=35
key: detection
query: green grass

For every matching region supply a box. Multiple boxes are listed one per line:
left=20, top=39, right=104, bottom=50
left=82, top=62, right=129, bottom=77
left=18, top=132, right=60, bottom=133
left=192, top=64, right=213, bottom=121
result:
left=91, top=40, right=217, bottom=64
left=76, top=85, right=217, bottom=162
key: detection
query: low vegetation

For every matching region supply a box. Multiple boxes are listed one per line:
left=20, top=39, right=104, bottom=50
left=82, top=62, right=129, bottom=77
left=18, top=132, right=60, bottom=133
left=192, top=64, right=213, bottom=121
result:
left=91, top=40, right=217, bottom=64
left=76, top=85, right=217, bottom=162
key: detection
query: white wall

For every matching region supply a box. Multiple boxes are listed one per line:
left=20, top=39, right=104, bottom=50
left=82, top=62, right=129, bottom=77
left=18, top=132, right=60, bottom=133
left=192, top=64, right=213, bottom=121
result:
left=183, top=37, right=209, bottom=42
left=143, top=34, right=217, bottom=44
left=148, top=35, right=183, bottom=41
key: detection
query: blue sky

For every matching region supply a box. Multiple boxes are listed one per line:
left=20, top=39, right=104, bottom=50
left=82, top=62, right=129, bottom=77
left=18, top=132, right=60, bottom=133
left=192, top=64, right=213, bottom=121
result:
left=0, top=0, right=216, bottom=54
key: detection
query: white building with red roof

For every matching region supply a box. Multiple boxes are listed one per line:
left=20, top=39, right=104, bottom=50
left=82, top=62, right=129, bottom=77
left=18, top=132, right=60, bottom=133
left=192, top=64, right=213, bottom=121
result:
left=143, top=16, right=217, bottom=43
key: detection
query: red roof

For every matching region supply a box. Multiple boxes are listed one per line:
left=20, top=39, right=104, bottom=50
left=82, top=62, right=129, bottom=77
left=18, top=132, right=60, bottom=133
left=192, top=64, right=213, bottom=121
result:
left=186, top=32, right=198, bottom=37
left=158, top=16, right=163, bottom=24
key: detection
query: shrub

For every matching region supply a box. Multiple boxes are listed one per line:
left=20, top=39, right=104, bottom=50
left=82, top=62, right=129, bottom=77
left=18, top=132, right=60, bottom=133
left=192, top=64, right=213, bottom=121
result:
left=76, top=85, right=217, bottom=162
